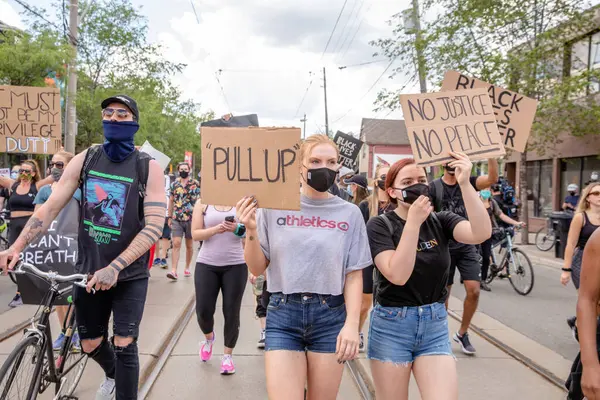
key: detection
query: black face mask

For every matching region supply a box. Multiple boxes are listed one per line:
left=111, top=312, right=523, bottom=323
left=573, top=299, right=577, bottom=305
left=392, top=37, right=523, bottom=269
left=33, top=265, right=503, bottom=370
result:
left=398, top=183, right=430, bottom=205
left=179, top=171, right=189, bottom=179
left=305, top=167, right=337, bottom=193
left=569, top=191, right=576, bottom=196
left=377, top=174, right=387, bottom=190
left=444, top=165, right=456, bottom=175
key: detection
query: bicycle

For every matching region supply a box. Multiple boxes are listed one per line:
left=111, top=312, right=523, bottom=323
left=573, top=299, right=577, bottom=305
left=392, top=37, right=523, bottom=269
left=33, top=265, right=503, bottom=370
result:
left=0, top=261, right=91, bottom=400
left=485, top=227, right=535, bottom=296
left=535, top=215, right=556, bottom=252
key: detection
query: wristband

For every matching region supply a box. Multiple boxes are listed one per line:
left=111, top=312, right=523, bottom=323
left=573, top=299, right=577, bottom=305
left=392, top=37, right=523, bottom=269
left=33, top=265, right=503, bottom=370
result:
left=233, top=223, right=246, bottom=238
left=562, top=268, right=572, bottom=272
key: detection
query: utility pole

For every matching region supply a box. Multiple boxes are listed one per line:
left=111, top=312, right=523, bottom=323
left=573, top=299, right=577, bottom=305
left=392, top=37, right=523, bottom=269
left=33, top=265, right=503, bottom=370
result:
left=411, top=0, right=427, bottom=93
left=65, top=0, right=79, bottom=153
left=300, top=113, right=307, bottom=139
left=323, top=67, right=329, bottom=135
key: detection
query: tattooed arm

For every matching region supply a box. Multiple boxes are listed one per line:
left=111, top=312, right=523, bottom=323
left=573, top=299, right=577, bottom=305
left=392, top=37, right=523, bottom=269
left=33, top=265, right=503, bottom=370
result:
left=0, top=152, right=84, bottom=273
left=87, top=160, right=165, bottom=291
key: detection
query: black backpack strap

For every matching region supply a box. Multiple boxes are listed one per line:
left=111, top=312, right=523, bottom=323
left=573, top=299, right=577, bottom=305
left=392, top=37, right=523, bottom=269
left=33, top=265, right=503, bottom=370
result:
left=79, top=145, right=102, bottom=187
left=380, top=214, right=394, bottom=236
left=431, top=178, right=444, bottom=212
left=136, top=151, right=152, bottom=220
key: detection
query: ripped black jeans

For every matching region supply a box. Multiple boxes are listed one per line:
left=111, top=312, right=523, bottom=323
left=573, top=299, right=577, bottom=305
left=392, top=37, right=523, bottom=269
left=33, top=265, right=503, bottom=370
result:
left=73, top=278, right=148, bottom=400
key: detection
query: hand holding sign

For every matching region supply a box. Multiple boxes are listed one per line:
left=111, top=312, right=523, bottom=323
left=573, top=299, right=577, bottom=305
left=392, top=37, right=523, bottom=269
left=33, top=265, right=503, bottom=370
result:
left=447, top=151, right=474, bottom=186
left=236, top=196, right=258, bottom=231
left=399, top=88, right=505, bottom=166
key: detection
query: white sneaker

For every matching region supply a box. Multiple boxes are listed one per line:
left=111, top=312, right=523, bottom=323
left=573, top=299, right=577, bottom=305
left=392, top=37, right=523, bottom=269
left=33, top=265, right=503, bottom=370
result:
left=96, top=377, right=116, bottom=400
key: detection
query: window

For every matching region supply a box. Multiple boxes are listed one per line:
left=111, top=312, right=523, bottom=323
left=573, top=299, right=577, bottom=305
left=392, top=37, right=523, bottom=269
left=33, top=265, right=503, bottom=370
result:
left=571, top=37, right=590, bottom=73
left=527, top=160, right=553, bottom=217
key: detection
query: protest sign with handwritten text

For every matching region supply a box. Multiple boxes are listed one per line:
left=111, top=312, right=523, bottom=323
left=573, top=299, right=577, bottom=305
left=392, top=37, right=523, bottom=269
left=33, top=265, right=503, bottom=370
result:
left=201, top=127, right=301, bottom=210
left=0, top=85, right=62, bottom=154
left=333, top=131, right=363, bottom=170
left=399, top=88, right=506, bottom=166
left=441, top=71, right=538, bottom=152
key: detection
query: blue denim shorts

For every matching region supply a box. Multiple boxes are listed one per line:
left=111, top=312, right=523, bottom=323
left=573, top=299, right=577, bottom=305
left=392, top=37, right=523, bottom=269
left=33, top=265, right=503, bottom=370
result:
left=367, top=302, right=453, bottom=365
left=265, top=292, right=346, bottom=353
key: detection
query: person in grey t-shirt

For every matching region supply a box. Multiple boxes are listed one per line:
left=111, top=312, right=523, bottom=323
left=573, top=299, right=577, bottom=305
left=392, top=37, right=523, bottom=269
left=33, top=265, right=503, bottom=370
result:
left=236, top=134, right=372, bottom=400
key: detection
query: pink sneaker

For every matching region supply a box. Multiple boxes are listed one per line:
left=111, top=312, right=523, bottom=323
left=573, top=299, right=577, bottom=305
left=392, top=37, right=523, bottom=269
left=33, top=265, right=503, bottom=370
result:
left=199, top=334, right=215, bottom=362
left=220, top=354, right=235, bottom=375
left=184, top=269, right=191, bottom=277
left=166, top=271, right=178, bottom=280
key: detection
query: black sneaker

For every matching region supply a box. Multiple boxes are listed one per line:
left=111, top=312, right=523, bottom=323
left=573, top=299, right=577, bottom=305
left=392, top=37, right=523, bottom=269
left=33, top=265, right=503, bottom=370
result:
left=359, top=332, right=365, bottom=353
left=453, top=332, right=476, bottom=355
left=480, top=282, right=492, bottom=292
left=567, top=316, right=578, bottom=342
left=257, top=329, right=265, bottom=349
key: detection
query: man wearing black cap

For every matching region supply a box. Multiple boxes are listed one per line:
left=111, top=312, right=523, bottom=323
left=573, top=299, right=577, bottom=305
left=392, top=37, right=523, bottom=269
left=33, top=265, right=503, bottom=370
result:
left=0, top=95, right=166, bottom=400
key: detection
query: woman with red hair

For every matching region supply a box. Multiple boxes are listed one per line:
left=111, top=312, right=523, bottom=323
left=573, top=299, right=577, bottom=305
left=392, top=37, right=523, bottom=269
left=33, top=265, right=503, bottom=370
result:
left=366, top=152, right=491, bottom=400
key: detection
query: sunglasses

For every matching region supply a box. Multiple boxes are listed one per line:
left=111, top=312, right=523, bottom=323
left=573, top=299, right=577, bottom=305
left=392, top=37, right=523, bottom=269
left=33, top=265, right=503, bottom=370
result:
left=49, top=162, right=65, bottom=169
left=102, top=107, right=131, bottom=119
left=588, top=191, right=600, bottom=197
left=19, top=169, right=32, bottom=174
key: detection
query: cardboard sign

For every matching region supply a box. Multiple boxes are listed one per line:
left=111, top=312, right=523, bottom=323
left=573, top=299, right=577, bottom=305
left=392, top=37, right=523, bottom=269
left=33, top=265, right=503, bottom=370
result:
left=441, top=71, right=538, bottom=152
left=333, top=131, right=363, bottom=170
left=399, top=88, right=506, bottom=167
left=201, top=114, right=260, bottom=128
left=0, top=168, right=10, bottom=178
left=18, top=197, right=79, bottom=305
left=0, top=85, right=62, bottom=154
left=200, top=127, right=301, bottom=210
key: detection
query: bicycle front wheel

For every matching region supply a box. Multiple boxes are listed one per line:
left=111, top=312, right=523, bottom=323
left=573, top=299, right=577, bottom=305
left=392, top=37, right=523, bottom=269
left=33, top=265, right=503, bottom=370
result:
left=508, top=249, right=535, bottom=296
left=0, top=335, right=45, bottom=400
left=535, top=227, right=555, bottom=251
left=55, top=349, right=88, bottom=397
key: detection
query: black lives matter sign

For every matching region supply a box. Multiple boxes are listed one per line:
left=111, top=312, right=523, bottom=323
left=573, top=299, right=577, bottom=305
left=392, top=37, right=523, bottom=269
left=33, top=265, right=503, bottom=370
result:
left=0, top=85, right=62, bottom=154
left=442, top=71, right=538, bottom=153
left=399, top=88, right=506, bottom=166
left=333, top=131, right=363, bottom=170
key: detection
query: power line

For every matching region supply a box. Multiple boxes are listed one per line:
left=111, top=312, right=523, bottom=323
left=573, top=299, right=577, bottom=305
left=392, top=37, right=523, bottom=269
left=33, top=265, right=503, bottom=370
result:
left=338, top=59, right=387, bottom=69
left=214, top=70, right=232, bottom=113
left=331, top=58, right=397, bottom=123
left=330, top=0, right=360, bottom=57
left=339, top=0, right=373, bottom=62
left=293, top=72, right=315, bottom=119
left=11, top=0, right=79, bottom=45
left=189, top=0, right=201, bottom=24
left=321, top=0, right=349, bottom=59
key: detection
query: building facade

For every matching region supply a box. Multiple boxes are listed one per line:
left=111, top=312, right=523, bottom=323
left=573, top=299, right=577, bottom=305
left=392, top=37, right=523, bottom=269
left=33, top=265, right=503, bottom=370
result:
left=358, top=118, right=412, bottom=178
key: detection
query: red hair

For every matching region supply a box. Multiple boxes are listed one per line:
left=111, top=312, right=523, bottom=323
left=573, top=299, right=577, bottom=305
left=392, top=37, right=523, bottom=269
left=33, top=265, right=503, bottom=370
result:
left=385, top=158, right=417, bottom=204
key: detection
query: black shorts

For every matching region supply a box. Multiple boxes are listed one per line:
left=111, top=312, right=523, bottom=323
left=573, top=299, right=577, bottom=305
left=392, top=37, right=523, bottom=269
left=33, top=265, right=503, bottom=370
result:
left=161, top=219, right=171, bottom=239
left=362, top=265, right=374, bottom=294
left=448, top=245, right=482, bottom=285
left=73, top=278, right=148, bottom=340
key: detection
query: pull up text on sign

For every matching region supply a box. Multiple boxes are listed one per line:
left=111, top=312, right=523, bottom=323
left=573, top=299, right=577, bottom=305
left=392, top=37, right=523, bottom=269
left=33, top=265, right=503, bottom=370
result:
left=0, top=85, right=62, bottom=155
left=201, top=127, right=302, bottom=210
left=399, top=88, right=506, bottom=167
left=441, top=71, right=538, bottom=153
left=333, top=131, right=363, bottom=170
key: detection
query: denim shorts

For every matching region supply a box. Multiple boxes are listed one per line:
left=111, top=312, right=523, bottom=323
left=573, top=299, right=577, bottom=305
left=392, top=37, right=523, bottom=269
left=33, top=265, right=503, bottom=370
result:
left=367, top=302, right=453, bottom=365
left=265, top=292, right=346, bottom=353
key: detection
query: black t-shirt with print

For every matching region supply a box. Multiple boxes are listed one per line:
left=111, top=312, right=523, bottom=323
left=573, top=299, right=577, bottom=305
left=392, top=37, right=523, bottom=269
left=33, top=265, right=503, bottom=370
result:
left=429, top=176, right=478, bottom=251
left=367, top=210, right=464, bottom=307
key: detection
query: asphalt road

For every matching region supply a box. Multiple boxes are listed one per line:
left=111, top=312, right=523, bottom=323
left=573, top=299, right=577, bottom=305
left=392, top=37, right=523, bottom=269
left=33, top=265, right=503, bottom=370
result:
left=452, top=260, right=579, bottom=360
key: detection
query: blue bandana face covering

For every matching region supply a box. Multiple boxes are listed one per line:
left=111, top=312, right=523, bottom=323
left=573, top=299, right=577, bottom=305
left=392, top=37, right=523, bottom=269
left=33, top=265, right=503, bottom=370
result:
left=102, top=120, right=139, bottom=162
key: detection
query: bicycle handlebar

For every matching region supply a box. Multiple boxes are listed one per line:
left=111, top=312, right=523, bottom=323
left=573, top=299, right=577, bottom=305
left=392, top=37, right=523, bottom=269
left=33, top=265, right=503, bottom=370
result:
left=13, top=261, right=91, bottom=292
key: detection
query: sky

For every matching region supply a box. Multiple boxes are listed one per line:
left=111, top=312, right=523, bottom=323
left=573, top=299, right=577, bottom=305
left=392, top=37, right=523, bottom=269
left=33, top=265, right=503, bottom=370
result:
left=1, top=0, right=419, bottom=136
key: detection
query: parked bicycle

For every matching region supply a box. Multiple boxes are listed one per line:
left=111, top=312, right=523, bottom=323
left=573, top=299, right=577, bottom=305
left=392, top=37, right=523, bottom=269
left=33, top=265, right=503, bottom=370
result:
left=485, top=226, right=535, bottom=295
left=535, top=215, right=556, bottom=252
left=0, top=261, right=91, bottom=400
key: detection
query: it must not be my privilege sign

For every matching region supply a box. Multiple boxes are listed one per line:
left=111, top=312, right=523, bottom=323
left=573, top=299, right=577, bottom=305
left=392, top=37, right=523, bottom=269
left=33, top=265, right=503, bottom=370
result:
left=400, top=88, right=506, bottom=166
left=0, top=85, right=62, bottom=155
left=201, top=127, right=302, bottom=210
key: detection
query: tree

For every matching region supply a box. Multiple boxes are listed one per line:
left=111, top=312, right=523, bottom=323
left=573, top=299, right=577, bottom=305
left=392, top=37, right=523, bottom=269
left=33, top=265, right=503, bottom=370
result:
left=20, top=0, right=213, bottom=165
left=372, top=0, right=599, bottom=243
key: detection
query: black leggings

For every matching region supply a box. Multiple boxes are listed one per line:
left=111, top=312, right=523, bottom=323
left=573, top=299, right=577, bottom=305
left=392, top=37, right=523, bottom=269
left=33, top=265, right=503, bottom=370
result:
left=480, top=238, right=493, bottom=281
left=8, top=216, right=30, bottom=246
left=195, top=262, right=248, bottom=348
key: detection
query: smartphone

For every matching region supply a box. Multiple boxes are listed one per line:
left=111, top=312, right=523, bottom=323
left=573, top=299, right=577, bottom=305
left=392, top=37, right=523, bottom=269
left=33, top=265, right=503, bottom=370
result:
left=225, top=216, right=235, bottom=223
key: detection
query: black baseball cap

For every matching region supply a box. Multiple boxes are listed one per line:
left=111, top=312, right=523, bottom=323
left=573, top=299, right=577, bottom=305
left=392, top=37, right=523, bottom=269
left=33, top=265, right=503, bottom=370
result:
left=101, top=95, right=139, bottom=121
left=344, top=175, right=368, bottom=189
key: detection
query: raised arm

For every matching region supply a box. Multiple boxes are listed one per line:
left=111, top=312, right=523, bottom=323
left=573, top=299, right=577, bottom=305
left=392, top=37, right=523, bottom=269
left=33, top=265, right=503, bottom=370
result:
left=86, top=160, right=165, bottom=291
left=0, top=152, right=84, bottom=271
left=237, top=196, right=268, bottom=277
left=578, top=229, right=600, bottom=399
left=475, top=158, right=499, bottom=190
left=450, top=152, right=492, bottom=244
left=36, top=175, right=54, bottom=190
left=0, top=175, right=15, bottom=190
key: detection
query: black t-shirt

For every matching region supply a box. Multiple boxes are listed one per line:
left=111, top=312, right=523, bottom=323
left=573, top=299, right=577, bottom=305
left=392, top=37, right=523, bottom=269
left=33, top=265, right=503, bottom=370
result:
left=430, top=176, right=478, bottom=251
left=367, top=210, right=464, bottom=307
